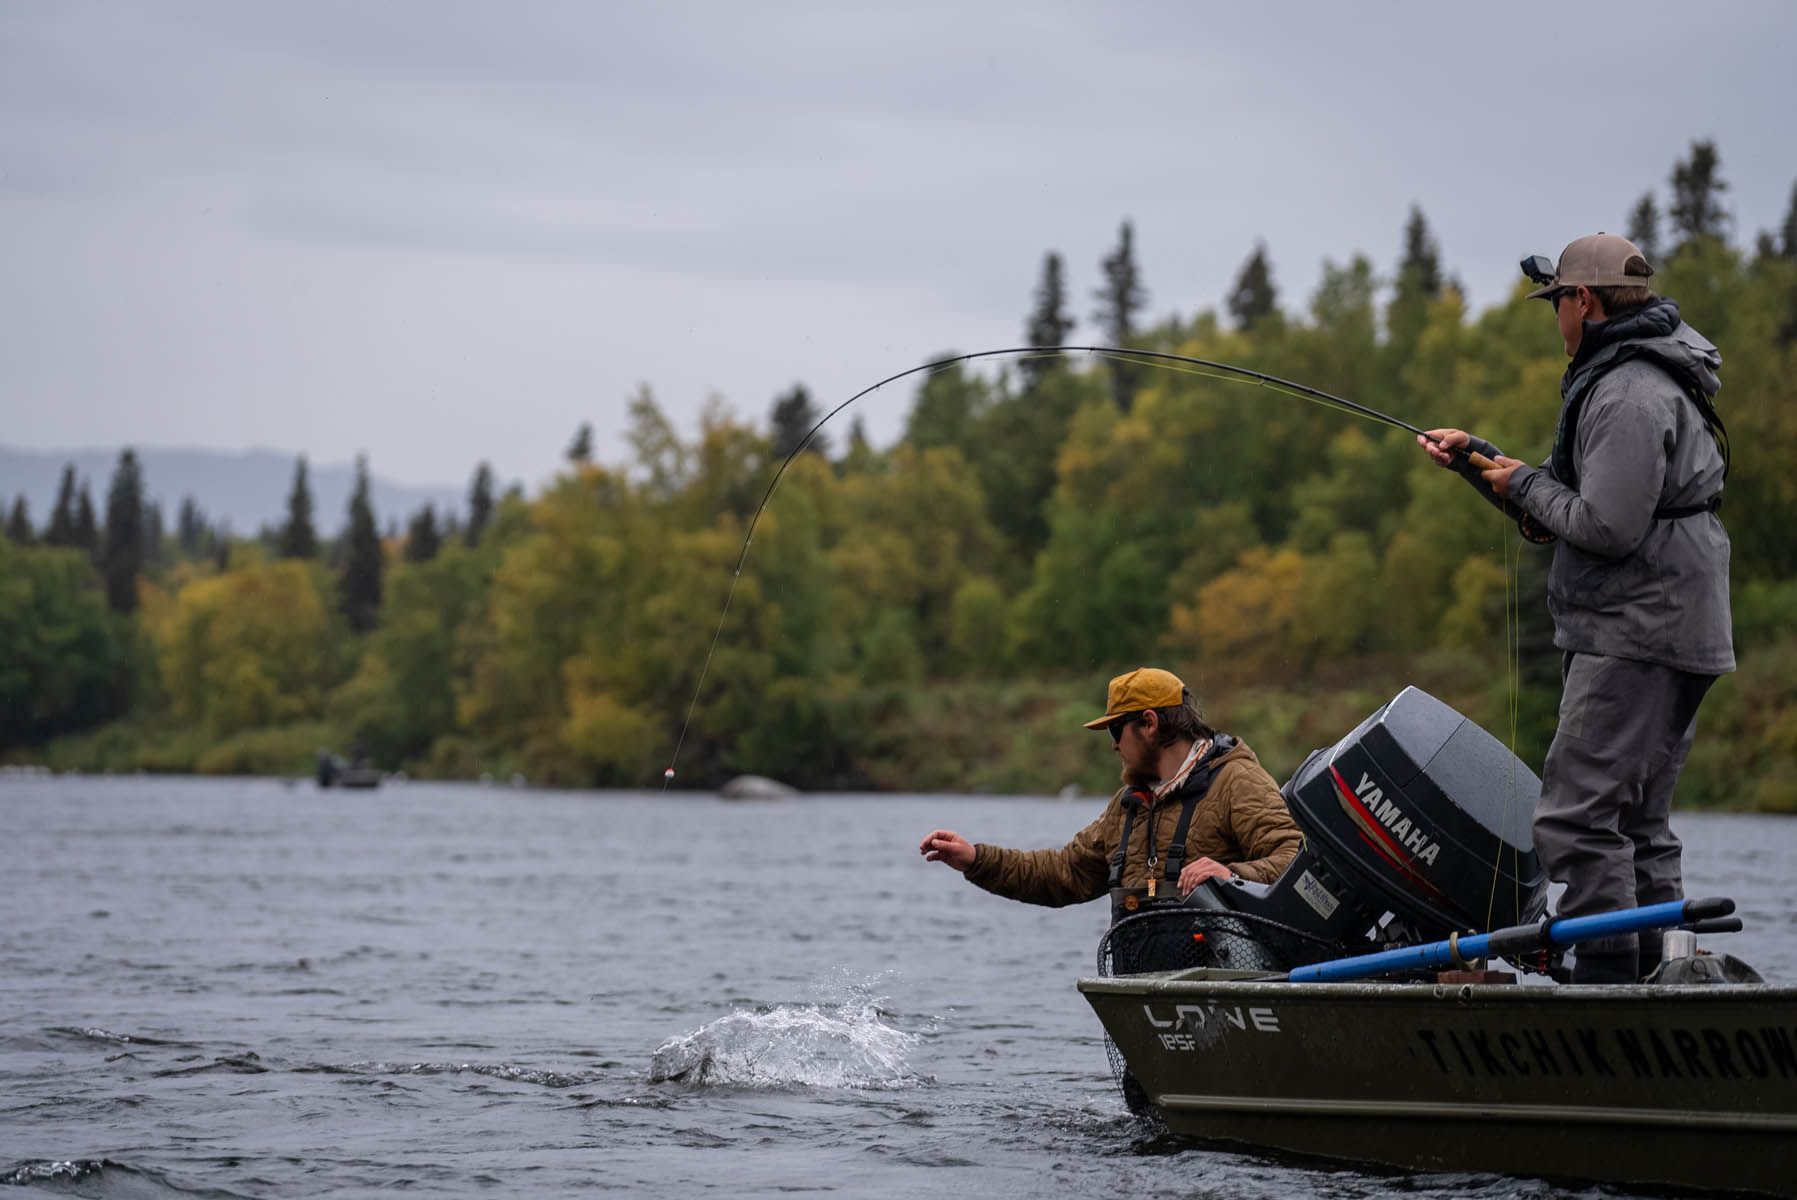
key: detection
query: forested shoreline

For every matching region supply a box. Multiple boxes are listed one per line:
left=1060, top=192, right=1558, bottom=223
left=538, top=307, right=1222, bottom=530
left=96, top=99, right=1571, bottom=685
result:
left=6, top=143, right=1795, bottom=809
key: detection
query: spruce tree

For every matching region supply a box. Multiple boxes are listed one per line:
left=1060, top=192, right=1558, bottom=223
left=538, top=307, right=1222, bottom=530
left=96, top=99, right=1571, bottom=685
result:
left=1781, top=180, right=1797, bottom=260
left=566, top=422, right=594, bottom=464
left=278, top=455, right=319, bottom=559
left=1227, top=241, right=1279, bottom=332
left=46, top=464, right=78, bottom=547
left=1389, top=206, right=1445, bottom=357
left=840, top=415, right=878, bottom=474
left=1669, top=140, right=1730, bottom=248
left=1627, top=192, right=1663, bottom=262
left=73, top=483, right=99, bottom=560
left=1398, top=206, right=1444, bottom=297
left=1022, top=251, right=1074, bottom=388
left=176, top=496, right=206, bottom=557
left=143, top=501, right=165, bottom=566
left=100, top=448, right=146, bottom=612
left=340, top=454, right=384, bottom=633
left=466, top=462, right=494, bottom=548
left=404, top=505, right=442, bottom=563
left=1093, top=220, right=1148, bottom=412
left=769, top=385, right=826, bottom=460
left=5, top=496, right=31, bottom=545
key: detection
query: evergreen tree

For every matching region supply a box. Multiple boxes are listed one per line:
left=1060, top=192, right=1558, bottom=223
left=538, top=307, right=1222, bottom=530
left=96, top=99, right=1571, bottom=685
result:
left=1226, top=241, right=1279, bottom=332
left=143, top=500, right=165, bottom=566
left=1388, top=205, right=1445, bottom=358
left=404, top=505, right=442, bottom=563
left=1398, top=205, right=1444, bottom=296
left=73, top=483, right=99, bottom=559
left=176, top=496, right=207, bottom=557
left=46, top=465, right=79, bottom=547
left=278, top=455, right=319, bottom=559
left=466, top=462, right=495, bottom=547
left=1022, top=251, right=1074, bottom=388
left=1669, top=140, right=1730, bottom=248
left=842, top=414, right=874, bottom=461
left=1093, top=219, right=1148, bottom=412
left=1781, top=180, right=1797, bottom=260
left=566, top=422, right=594, bottom=464
left=100, top=448, right=146, bottom=612
left=1627, top=192, right=1663, bottom=262
left=340, top=454, right=384, bottom=633
left=768, top=384, right=826, bottom=461
left=5, top=496, right=31, bottom=545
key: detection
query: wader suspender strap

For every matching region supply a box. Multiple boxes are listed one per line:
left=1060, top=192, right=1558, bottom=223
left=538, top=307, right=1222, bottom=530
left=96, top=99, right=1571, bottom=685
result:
left=1106, top=790, right=1147, bottom=889
left=1158, top=734, right=1236, bottom=884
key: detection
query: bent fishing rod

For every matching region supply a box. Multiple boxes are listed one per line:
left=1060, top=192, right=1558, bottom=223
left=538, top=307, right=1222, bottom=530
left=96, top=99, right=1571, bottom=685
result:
left=661, top=344, right=1495, bottom=787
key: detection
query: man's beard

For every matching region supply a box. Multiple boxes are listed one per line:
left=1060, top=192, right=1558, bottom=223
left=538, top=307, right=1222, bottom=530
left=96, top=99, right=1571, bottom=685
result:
left=1119, top=756, right=1158, bottom=790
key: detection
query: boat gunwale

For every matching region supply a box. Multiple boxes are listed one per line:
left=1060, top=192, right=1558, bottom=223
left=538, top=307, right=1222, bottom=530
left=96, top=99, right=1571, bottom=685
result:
left=1077, top=970, right=1797, bottom=1003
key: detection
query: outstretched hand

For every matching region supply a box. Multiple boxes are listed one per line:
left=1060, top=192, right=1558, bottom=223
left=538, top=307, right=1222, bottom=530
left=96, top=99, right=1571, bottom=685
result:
left=919, top=829, right=976, bottom=872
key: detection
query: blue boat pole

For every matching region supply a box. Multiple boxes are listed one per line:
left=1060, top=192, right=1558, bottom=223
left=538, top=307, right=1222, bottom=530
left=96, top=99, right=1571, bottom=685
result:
left=1284, top=897, right=1735, bottom=983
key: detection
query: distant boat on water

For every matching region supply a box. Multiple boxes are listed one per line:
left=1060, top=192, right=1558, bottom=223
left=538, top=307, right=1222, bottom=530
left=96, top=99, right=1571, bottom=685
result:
left=316, top=750, right=381, bottom=790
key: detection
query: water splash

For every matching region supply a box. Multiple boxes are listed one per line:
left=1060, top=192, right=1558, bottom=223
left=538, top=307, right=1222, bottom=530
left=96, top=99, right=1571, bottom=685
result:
left=2, top=1159, right=107, bottom=1185
left=648, top=979, right=924, bottom=1090
left=1, top=1158, right=252, bottom=1197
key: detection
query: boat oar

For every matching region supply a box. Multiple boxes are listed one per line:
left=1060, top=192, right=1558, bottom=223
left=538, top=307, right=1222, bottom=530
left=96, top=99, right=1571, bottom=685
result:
left=1283, top=897, right=1736, bottom=983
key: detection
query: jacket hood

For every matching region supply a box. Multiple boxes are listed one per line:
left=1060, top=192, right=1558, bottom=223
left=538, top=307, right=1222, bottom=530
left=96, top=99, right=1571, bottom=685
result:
left=1569, top=298, right=1722, bottom=399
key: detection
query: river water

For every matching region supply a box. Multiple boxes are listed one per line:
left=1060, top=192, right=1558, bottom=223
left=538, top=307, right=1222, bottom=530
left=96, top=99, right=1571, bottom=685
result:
left=3, top=776, right=1793, bottom=1198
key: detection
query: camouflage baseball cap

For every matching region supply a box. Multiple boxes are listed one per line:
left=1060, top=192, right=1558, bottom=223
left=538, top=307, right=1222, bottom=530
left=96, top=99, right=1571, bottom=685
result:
left=1526, top=232, right=1655, bottom=300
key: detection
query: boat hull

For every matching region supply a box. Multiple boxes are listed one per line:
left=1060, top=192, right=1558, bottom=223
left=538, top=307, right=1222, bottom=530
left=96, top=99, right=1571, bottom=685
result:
left=1079, top=971, right=1797, bottom=1197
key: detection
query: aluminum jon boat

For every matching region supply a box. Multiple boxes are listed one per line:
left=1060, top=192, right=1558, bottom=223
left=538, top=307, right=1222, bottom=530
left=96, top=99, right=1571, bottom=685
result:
left=1076, top=687, right=1797, bottom=1198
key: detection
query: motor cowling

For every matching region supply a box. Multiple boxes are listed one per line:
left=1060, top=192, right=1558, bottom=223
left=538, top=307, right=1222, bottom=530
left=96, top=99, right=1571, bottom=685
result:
left=1278, top=684, right=1547, bottom=940
left=1105, top=686, right=1548, bottom=976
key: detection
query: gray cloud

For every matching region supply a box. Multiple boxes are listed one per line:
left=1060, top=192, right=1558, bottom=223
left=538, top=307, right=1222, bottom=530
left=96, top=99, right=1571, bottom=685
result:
left=2, top=1, right=1793, bottom=487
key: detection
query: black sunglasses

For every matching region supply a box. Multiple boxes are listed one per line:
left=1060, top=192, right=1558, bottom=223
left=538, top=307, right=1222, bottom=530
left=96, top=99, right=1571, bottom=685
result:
left=1108, top=713, right=1143, bottom=743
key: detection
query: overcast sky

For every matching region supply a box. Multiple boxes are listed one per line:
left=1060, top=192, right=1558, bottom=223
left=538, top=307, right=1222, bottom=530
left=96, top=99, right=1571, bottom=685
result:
left=3, top=1, right=1793, bottom=489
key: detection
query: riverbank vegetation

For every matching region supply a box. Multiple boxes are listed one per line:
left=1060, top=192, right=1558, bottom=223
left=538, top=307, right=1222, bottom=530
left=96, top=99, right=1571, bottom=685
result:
left=6, top=143, right=1796, bottom=809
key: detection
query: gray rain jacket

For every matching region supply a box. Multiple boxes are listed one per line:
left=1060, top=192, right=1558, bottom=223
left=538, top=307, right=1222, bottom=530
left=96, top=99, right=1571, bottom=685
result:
left=1495, top=299, right=1734, bottom=675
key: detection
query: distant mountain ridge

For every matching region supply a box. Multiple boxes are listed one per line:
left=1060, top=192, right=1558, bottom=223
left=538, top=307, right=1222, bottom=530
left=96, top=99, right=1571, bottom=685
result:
left=0, top=444, right=475, bottom=536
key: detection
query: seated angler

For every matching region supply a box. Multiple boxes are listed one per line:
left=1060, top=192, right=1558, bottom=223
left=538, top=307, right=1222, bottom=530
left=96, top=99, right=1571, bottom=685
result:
left=919, top=668, right=1302, bottom=919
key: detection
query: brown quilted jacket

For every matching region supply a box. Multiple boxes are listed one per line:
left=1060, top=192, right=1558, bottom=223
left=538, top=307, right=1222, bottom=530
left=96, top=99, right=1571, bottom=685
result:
left=963, top=739, right=1302, bottom=907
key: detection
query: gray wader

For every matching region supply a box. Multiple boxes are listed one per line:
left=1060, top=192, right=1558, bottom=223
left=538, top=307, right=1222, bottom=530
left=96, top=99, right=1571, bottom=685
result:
left=1536, top=652, right=1716, bottom=980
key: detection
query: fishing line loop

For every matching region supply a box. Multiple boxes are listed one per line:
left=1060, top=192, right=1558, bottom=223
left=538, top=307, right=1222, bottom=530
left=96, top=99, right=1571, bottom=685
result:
left=661, top=345, right=1458, bottom=790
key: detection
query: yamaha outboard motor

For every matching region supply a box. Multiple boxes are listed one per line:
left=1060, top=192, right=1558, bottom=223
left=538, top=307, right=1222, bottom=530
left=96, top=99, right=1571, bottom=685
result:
left=1101, top=686, right=1547, bottom=976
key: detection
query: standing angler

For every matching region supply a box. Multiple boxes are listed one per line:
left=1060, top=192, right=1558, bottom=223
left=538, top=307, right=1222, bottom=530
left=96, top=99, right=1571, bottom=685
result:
left=919, top=668, right=1302, bottom=921
left=1419, top=232, right=1733, bottom=984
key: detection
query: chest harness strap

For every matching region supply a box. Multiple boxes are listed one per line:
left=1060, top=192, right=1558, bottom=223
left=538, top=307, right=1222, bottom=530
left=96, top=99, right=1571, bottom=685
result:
left=1105, top=733, right=1238, bottom=889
